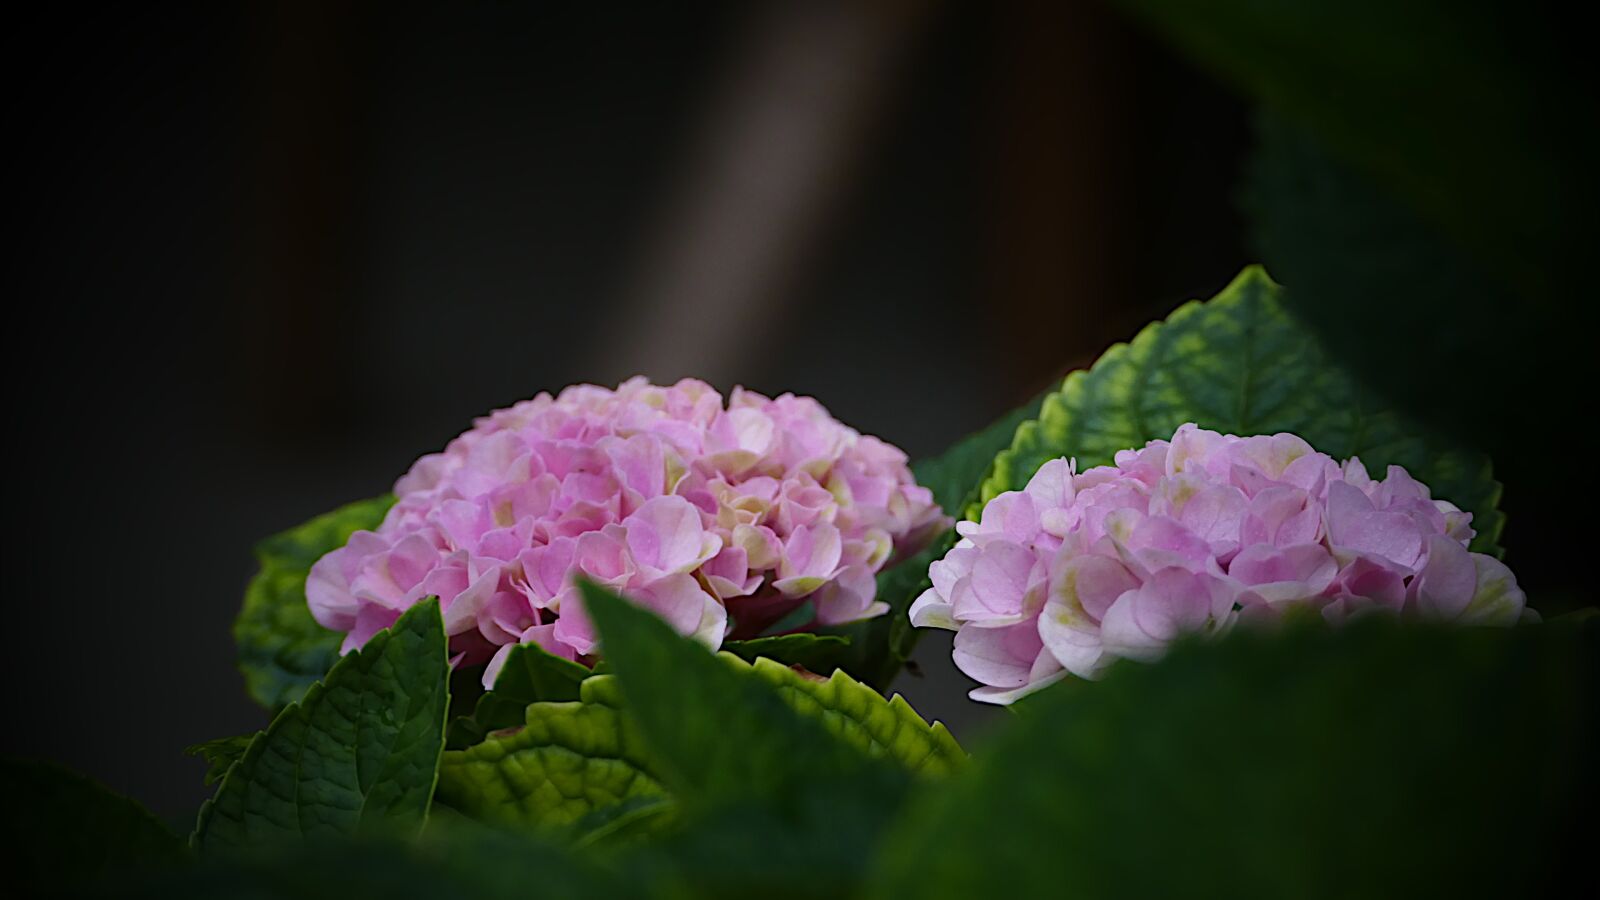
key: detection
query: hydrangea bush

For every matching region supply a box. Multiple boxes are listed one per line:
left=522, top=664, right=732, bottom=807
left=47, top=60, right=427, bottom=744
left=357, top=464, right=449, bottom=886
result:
left=23, top=268, right=1588, bottom=900
left=306, top=377, right=948, bottom=685
left=912, top=423, right=1527, bottom=702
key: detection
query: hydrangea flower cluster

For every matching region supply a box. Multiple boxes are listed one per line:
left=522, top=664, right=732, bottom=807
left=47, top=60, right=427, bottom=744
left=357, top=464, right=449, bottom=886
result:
left=308, top=378, right=948, bottom=685
left=910, top=423, right=1527, bottom=704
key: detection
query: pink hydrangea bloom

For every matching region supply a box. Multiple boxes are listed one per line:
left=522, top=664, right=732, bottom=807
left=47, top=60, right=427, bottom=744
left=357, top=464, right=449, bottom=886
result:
left=308, top=378, right=949, bottom=685
left=910, top=423, right=1527, bottom=704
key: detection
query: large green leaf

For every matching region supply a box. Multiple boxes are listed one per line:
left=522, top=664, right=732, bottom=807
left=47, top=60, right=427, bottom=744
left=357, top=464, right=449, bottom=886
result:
left=978, top=266, right=1505, bottom=556
left=1240, top=114, right=1548, bottom=470
left=194, top=599, right=449, bottom=853
left=1116, top=3, right=1587, bottom=594
left=744, top=656, right=965, bottom=777
left=583, top=581, right=918, bottom=896
left=871, top=618, right=1597, bottom=898
left=115, top=823, right=632, bottom=900
left=436, top=639, right=962, bottom=842
left=583, top=581, right=939, bottom=800
left=235, top=494, right=396, bottom=709
left=1113, top=0, right=1581, bottom=288
left=447, top=642, right=593, bottom=749
left=2, top=759, right=188, bottom=892
left=435, top=676, right=668, bottom=838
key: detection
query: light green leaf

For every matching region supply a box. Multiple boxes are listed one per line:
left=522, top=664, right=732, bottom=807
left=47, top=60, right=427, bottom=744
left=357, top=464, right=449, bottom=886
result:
left=871, top=618, right=1597, bottom=899
left=185, top=733, right=259, bottom=786
left=435, top=644, right=961, bottom=841
left=3, top=759, right=188, bottom=892
left=978, top=266, right=1504, bottom=555
left=235, top=494, right=396, bottom=709
left=447, top=642, right=593, bottom=749
left=744, top=656, right=965, bottom=777
left=434, top=676, right=669, bottom=838
left=194, top=599, right=450, bottom=853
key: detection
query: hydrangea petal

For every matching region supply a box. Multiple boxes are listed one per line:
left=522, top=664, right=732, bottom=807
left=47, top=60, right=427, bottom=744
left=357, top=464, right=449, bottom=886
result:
left=913, top=422, right=1523, bottom=704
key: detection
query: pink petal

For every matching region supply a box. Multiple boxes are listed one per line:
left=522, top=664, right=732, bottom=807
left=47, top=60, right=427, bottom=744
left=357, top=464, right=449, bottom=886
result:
left=952, top=620, right=1044, bottom=689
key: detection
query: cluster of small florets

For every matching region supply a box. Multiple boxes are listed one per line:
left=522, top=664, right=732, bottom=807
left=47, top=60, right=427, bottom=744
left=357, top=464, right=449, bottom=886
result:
left=308, top=377, right=949, bottom=685
left=911, top=423, right=1526, bottom=703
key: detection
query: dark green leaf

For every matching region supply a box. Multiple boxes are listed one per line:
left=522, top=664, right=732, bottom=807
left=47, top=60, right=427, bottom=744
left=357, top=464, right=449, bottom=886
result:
left=194, top=599, right=450, bottom=853
left=1113, top=0, right=1582, bottom=287
left=871, top=618, right=1597, bottom=898
left=1242, top=114, right=1542, bottom=469
left=2, top=759, right=188, bottom=892
left=235, top=495, right=395, bottom=709
left=579, top=583, right=917, bottom=897
left=113, top=823, right=631, bottom=900
left=1117, top=1, right=1590, bottom=548
left=625, top=775, right=908, bottom=900
left=580, top=580, right=892, bottom=804
left=186, top=733, right=259, bottom=786
left=721, top=633, right=852, bottom=674
left=447, top=643, right=592, bottom=749
left=979, top=266, right=1505, bottom=556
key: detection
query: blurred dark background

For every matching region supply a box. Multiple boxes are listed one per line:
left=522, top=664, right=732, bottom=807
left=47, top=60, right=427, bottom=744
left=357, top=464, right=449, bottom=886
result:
left=10, top=0, right=1260, bottom=818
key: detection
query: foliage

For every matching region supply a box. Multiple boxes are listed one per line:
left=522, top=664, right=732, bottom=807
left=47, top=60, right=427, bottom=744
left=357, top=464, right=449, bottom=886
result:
left=2, top=759, right=187, bottom=893
left=871, top=618, right=1597, bottom=899
left=193, top=600, right=449, bottom=853
left=33, top=614, right=1595, bottom=898
left=23, top=2, right=1598, bottom=894
left=1113, top=0, right=1593, bottom=610
left=980, top=267, right=1504, bottom=556
left=234, top=495, right=395, bottom=709
left=185, top=733, right=258, bottom=786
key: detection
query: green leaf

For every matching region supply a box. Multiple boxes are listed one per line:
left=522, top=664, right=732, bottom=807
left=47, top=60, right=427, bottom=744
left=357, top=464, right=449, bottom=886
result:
left=581, top=581, right=900, bottom=802
left=1116, top=2, right=1590, bottom=537
left=1112, top=0, right=1580, bottom=289
left=744, top=656, right=965, bottom=777
left=1241, top=114, right=1541, bottom=467
left=235, top=494, right=396, bottom=709
left=447, top=643, right=593, bottom=749
left=871, top=618, right=1598, bottom=899
left=721, top=633, right=852, bottom=673
left=434, top=676, right=669, bottom=839
left=436, top=641, right=961, bottom=843
left=2, top=759, right=188, bottom=892
left=194, top=598, right=450, bottom=853
left=186, top=733, right=259, bottom=786
left=978, top=266, right=1505, bottom=556
left=581, top=580, right=912, bottom=896
left=115, top=823, right=631, bottom=900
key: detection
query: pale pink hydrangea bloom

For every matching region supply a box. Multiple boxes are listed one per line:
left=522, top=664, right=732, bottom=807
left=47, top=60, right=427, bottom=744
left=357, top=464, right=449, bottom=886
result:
left=910, top=423, right=1527, bottom=704
left=309, top=377, right=949, bottom=686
